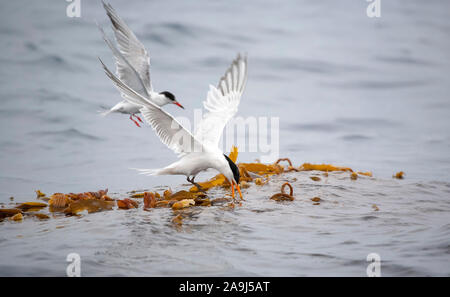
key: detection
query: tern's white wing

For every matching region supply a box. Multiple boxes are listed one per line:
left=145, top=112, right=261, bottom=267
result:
left=98, top=24, right=149, bottom=99
left=194, top=54, right=248, bottom=149
left=99, top=58, right=204, bottom=157
left=102, top=1, right=152, bottom=93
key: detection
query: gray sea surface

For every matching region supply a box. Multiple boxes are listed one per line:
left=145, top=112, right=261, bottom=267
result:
left=0, top=0, right=449, bottom=276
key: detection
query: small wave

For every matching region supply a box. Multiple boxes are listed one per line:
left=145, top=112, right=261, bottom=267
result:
left=360, top=215, right=378, bottom=221
left=329, top=79, right=429, bottom=89
left=160, top=22, right=196, bottom=36
left=340, top=134, right=372, bottom=141
left=288, top=122, right=338, bottom=133
left=28, top=128, right=103, bottom=141
left=140, top=22, right=201, bottom=46
left=0, top=175, right=35, bottom=183
left=24, top=42, right=39, bottom=52
left=306, top=253, right=336, bottom=259
left=19, top=54, right=81, bottom=73
left=265, top=57, right=360, bottom=75
left=27, top=54, right=65, bottom=66
left=336, top=117, right=399, bottom=127
left=375, top=55, right=432, bottom=66
left=199, top=56, right=232, bottom=67
left=141, top=32, right=172, bottom=46
left=35, top=88, right=83, bottom=104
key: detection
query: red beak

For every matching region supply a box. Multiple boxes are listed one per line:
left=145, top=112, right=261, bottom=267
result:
left=174, top=101, right=184, bottom=109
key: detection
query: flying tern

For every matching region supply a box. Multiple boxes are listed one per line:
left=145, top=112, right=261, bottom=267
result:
left=99, top=1, right=184, bottom=127
left=99, top=54, right=248, bottom=200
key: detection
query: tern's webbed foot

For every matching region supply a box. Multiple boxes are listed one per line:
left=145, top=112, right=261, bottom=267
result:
left=187, top=176, right=207, bottom=194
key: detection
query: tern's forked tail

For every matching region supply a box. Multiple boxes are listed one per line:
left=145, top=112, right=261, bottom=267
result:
left=98, top=109, right=113, bottom=117
left=132, top=168, right=166, bottom=176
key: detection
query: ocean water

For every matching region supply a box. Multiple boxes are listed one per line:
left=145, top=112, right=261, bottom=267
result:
left=0, top=0, right=449, bottom=276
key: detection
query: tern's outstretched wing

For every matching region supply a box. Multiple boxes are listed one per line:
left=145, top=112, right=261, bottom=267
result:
left=98, top=24, right=149, bottom=99
left=102, top=1, right=152, bottom=93
left=99, top=58, right=204, bottom=157
left=194, top=54, right=248, bottom=149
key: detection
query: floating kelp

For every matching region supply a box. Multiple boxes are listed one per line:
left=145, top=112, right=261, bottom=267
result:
left=299, top=163, right=373, bottom=178
left=130, top=193, right=145, bottom=198
left=0, top=208, right=22, bottom=219
left=65, top=189, right=111, bottom=201
left=31, top=213, right=50, bottom=220
left=254, top=177, right=268, bottom=186
left=394, top=171, right=404, bottom=179
left=10, top=213, right=23, bottom=222
left=1, top=146, right=387, bottom=229
left=270, top=182, right=295, bottom=201
left=143, top=192, right=157, bottom=210
left=117, top=198, right=138, bottom=209
left=49, top=193, right=69, bottom=208
left=357, top=171, right=373, bottom=177
left=189, top=152, right=289, bottom=193
left=239, top=162, right=284, bottom=176
left=64, top=199, right=115, bottom=215
left=172, top=199, right=195, bottom=210
left=35, top=190, right=46, bottom=198
left=169, top=190, right=205, bottom=201
left=275, top=158, right=299, bottom=172
left=163, top=189, right=172, bottom=199
left=16, top=202, right=47, bottom=209
left=130, top=191, right=159, bottom=199
left=189, top=174, right=227, bottom=193
left=194, top=197, right=211, bottom=207
left=299, top=163, right=353, bottom=172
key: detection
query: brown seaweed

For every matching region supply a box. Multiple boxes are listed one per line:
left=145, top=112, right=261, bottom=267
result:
left=270, top=182, right=295, bottom=201
left=16, top=202, right=47, bottom=209
left=143, top=192, right=156, bottom=210
left=0, top=208, right=22, bottom=219
left=172, top=199, right=195, bottom=210
left=64, top=199, right=114, bottom=215
left=394, top=171, right=404, bottom=179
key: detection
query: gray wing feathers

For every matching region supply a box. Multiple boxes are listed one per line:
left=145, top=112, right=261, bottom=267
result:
left=102, top=1, right=152, bottom=93
left=99, top=58, right=204, bottom=157
left=196, top=54, right=248, bottom=148
left=97, top=24, right=149, bottom=98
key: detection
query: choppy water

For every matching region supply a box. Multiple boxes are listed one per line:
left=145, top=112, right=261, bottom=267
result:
left=0, top=0, right=449, bottom=276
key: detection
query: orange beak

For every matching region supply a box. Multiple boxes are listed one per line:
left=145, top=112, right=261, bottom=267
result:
left=174, top=101, right=184, bottom=109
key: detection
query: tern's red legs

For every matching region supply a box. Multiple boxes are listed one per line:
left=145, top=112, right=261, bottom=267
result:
left=129, top=115, right=141, bottom=127
left=135, top=115, right=143, bottom=123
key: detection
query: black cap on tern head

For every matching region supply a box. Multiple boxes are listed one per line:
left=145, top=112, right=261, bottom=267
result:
left=223, top=154, right=240, bottom=184
left=160, top=91, right=176, bottom=101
